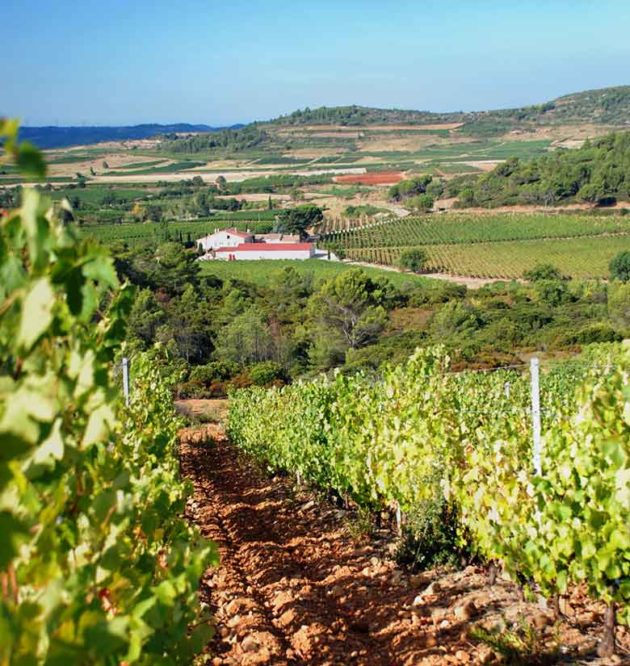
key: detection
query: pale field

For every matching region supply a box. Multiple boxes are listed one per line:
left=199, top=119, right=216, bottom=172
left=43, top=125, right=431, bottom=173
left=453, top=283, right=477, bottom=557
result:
left=86, top=166, right=368, bottom=185
left=45, top=153, right=173, bottom=177
left=457, top=160, right=501, bottom=172
left=355, top=133, right=474, bottom=153
left=283, top=147, right=349, bottom=159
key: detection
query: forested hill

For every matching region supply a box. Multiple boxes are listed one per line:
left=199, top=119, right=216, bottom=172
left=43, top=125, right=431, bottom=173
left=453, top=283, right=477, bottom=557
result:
left=270, top=85, right=630, bottom=132
left=271, top=105, right=463, bottom=126
left=17, top=123, right=241, bottom=149
left=450, top=131, right=630, bottom=207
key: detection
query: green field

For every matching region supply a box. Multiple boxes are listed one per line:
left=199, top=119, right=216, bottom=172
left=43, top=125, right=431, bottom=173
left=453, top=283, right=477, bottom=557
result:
left=199, top=258, right=432, bottom=288
left=324, top=213, right=630, bottom=247
left=346, top=235, right=630, bottom=279
left=51, top=186, right=149, bottom=203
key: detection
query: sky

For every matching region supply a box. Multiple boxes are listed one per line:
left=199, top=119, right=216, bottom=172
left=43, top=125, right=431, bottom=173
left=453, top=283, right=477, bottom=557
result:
left=2, top=0, right=630, bottom=126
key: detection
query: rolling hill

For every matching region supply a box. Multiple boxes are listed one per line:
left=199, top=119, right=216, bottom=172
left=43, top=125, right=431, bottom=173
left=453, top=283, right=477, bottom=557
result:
left=268, top=85, right=630, bottom=133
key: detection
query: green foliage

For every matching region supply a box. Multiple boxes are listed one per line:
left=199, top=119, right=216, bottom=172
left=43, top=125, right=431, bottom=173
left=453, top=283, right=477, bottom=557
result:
left=213, top=308, right=275, bottom=365
left=159, top=125, right=270, bottom=155
left=324, top=212, right=630, bottom=250
left=470, top=622, right=555, bottom=664
left=608, top=282, right=630, bottom=330
left=308, top=269, right=391, bottom=352
left=407, top=193, right=434, bottom=211
left=389, top=175, right=433, bottom=202
left=228, top=343, right=630, bottom=623
left=396, top=497, right=463, bottom=570
left=523, top=263, right=565, bottom=282
left=610, top=250, right=630, bottom=282
left=534, top=280, right=572, bottom=307
left=456, top=348, right=630, bottom=624
left=276, top=204, right=324, bottom=238
left=453, top=132, right=630, bottom=208
left=0, top=126, right=216, bottom=663
left=399, top=248, right=427, bottom=273
left=272, top=104, right=462, bottom=126
left=249, top=361, right=286, bottom=386
left=269, top=87, right=630, bottom=133
left=1, top=120, right=47, bottom=180
left=343, top=235, right=630, bottom=280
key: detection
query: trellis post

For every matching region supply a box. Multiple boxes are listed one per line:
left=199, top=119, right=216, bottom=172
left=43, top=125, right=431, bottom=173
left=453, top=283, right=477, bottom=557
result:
left=530, top=357, right=542, bottom=475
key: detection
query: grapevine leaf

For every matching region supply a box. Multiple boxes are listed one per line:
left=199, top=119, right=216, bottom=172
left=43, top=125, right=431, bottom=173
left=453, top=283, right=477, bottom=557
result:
left=15, top=141, right=47, bottom=180
left=18, top=277, right=54, bottom=350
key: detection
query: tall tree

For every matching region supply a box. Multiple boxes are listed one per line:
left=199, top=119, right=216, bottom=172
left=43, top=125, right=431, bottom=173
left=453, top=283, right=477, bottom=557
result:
left=276, top=205, right=324, bottom=239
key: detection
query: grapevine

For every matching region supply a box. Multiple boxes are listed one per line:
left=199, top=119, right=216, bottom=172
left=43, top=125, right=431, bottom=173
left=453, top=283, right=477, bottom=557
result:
left=0, top=121, right=217, bottom=664
left=228, top=344, right=630, bottom=636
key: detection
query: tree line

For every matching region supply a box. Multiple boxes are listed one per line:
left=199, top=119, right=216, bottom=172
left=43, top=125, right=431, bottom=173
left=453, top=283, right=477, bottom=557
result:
left=449, top=131, right=630, bottom=207
left=112, top=239, right=630, bottom=399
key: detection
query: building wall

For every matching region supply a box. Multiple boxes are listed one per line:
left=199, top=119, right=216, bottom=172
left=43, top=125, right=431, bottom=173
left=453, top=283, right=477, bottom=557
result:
left=216, top=248, right=314, bottom=261
left=198, top=231, right=252, bottom=251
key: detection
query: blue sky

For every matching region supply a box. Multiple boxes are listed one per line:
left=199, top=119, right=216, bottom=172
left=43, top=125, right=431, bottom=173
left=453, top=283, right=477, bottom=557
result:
left=2, top=0, right=629, bottom=126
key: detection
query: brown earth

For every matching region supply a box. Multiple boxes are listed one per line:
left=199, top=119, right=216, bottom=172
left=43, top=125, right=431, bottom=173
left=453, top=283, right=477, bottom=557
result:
left=179, top=419, right=629, bottom=666
left=334, top=172, right=404, bottom=186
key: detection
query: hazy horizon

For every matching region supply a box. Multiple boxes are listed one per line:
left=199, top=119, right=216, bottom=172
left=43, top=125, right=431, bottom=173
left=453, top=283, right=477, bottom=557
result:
left=4, top=0, right=630, bottom=126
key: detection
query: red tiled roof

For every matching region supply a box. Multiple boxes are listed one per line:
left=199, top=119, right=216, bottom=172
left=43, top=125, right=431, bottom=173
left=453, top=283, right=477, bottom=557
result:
left=216, top=243, right=313, bottom=252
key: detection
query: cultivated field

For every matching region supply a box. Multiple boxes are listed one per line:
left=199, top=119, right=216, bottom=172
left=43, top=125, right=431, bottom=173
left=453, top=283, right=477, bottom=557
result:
left=323, top=213, right=630, bottom=247
left=346, top=235, right=630, bottom=279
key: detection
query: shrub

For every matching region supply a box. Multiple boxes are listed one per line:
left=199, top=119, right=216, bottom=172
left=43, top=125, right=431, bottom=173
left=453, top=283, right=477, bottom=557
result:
left=399, top=248, right=427, bottom=274
left=523, top=263, right=565, bottom=282
left=610, top=250, right=630, bottom=282
left=248, top=360, right=286, bottom=386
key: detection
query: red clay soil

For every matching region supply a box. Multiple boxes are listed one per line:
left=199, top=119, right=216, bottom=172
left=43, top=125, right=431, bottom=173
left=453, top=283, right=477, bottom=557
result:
left=180, top=425, right=629, bottom=666
left=333, top=172, right=404, bottom=185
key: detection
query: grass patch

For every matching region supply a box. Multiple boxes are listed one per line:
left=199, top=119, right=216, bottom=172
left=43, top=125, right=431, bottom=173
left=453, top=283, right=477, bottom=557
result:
left=199, top=259, right=432, bottom=288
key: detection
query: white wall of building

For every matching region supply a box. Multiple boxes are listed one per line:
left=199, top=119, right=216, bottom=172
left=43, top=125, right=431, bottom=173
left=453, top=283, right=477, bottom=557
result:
left=197, top=230, right=252, bottom=252
left=216, top=247, right=314, bottom=261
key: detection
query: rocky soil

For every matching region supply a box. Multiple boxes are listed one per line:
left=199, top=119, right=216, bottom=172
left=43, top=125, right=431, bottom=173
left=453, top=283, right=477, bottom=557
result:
left=180, top=423, right=629, bottom=666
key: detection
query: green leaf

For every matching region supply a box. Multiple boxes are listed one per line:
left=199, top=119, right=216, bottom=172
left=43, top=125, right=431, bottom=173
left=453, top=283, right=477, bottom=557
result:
left=0, top=511, right=29, bottom=568
left=15, top=141, right=47, bottom=180
left=18, top=277, right=54, bottom=350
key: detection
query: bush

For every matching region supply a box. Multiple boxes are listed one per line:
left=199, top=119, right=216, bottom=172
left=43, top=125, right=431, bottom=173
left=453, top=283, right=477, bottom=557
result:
left=249, top=360, right=286, bottom=386
left=558, top=323, right=623, bottom=345
left=610, top=250, right=630, bottom=282
left=189, top=360, right=239, bottom=385
left=396, top=495, right=465, bottom=571
left=535, top=279, right=572, bottom=306
left=407, top=193, right=434, bottom=212
left=523, top=263, right=565, bottom=282
left=399, top=248, right=427, bottom=274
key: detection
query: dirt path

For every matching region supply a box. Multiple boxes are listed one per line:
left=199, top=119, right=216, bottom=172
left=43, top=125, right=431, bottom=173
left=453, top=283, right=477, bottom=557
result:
left=344, top=260, right=504, bottom=288
left=180, top=423, right=628, bottom=666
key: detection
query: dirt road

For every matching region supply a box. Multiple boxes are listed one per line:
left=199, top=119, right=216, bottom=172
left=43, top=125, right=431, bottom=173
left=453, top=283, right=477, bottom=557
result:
left=180, top=423, right=628, bottom=666
left=344, top=260, right=505, bottom=288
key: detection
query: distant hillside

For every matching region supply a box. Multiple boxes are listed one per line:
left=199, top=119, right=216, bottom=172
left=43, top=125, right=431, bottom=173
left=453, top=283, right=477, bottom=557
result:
left=268, top=85, right=630, bottom=134
left=448, top=131, right=630, bottom=208
left=270, top=105, right=463, bottom=126
left=18, top=123, right=242, bottom=149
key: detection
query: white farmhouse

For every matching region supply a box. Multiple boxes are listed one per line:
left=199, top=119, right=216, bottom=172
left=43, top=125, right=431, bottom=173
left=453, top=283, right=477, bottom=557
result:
left=197, top=228, right=253, bottom=252
left=214, top=242, right=315, bottom=261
